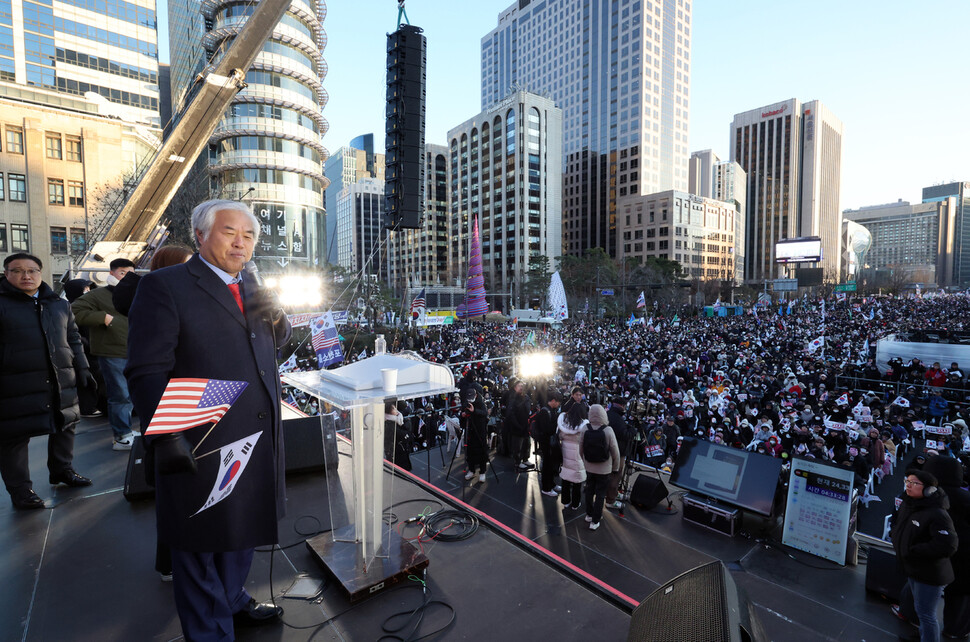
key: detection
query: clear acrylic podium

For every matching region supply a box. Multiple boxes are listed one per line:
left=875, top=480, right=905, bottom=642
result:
left=282, top=350, right=456, bottom=601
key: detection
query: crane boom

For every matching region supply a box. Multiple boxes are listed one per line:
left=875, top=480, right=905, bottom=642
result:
left=76, top=0, right=294, bottom=278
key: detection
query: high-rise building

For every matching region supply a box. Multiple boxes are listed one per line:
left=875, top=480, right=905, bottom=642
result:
left=712, top=160, right=746, bottom=285
left=0, top=0, right=161, bottom=273
left=169, top=0, right=329, bottom=269
left=730, top=99, right=843, bottom=282
left=447, top=91, right=562, bottom=308
left=616, top=190, right=738, bottom=283
left=324, top=141, right=384, bottom=264
left=0, top=0, right=160, bottom=127
left=388, top=144, right=449, bottom=294
left=481, top=0, right=691, bottom=258
left=688, top=150, right=719, bottom=198
left=923, top=182, right=970, bottom=286
left=843, top=199, right=956, bottom=287
left=335, top=176, right=387, bottom=281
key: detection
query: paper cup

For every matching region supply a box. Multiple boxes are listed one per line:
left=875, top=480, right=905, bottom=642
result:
left=381, top=368, right=398, bottom=393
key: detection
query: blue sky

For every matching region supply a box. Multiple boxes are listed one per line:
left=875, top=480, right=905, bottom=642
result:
left=160, top=0, right=970, bottom=211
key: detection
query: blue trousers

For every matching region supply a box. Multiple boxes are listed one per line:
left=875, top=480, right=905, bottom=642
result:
left=170, top=547, right=255, bottom=642
left=98, top=356, right=132, bottom=440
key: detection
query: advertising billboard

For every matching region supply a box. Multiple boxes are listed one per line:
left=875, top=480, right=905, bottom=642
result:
left=775, top=237, right=822, bottom=263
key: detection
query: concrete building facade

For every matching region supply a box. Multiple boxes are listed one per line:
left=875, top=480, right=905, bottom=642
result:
left=481, top=0, right=691, bottom=258
left=335, top=176, right=387, bottom=282
left=688, top=149, right=719, bottom=198
left=0, top=96, right=159, bottom=279
left=843, top=199, right=956, bottom=287
left=923, top=182, right=970, bottom=286
left=713, top=159, right=746, bottom=284
left=446, top=90, right=562, bottom=307
left=730, top=99, right=843, bottom=283
left=616, top=189, right=737, bottom=282
left=323, top=141, right=384, bottom=264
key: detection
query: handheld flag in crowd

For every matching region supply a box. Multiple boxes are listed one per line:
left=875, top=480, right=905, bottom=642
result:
left=713, top=296, right=722, bottom=311
left=193, top=431, right=262, bottom=516
left=636, top=291, right=646, bottom=309
left=278, top=354, right=297, bottom=374
left=835, top=393, right=849, bottom=407
left=311, top=312, right=344, bottom=368
left=410, top=287, right=427, bottom=319
left=862, top=337, right=869, bottom=356
left=891, top=395, right=911, bottom=408
left=807, top=336, right=825, bottom=353
left=144, top=378, right=248, bottom=435
left=627, top=313, right=636, bottom=328
left=508, top=317, right=518, bottom=331
left=525, top=330, right=537, bottom=346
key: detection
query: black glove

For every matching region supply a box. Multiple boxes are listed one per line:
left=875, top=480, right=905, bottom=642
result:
left=78, top=369, right=97, bottom=393
left=248, top=286, right=285, bottom=324
left=152, top=434, right=198, bottom=475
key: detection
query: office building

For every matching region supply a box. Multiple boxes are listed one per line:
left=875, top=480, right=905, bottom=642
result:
left=843, top=199, right=956, bottom=287
left=335, top=176, right=388, bottom=281
left=923, top=182, right=970, bottom=286
left=0, top=96, right=159, bottom=278
left=616, top=190, right=738, bottom=283
left=388, top=144, right=449, bottom=294
left=730, top=99, right=843, bottom=282
left=688, top=150, right=719, bottom=198
left=0, top=0, right=160, bottom=127
left=324, top=140, right=385, bottom=264
left=482, top=0, right=691, bottom=258
left=712, top=160, right=746, bottom=285
left=446, top=91, right=562, bottom=307
left=170, top=0, right=329, bottom=268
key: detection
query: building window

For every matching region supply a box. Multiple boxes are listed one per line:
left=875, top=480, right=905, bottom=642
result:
left=46, top=133, right=62, bottom=159
left=68, top=181, right=84, bottom=207
left=8, top=173, right=26, bottom=201
left=48, top=178, right=64, bottom=205
left=70, top=227, right=86, bottom=253
left=50, top=226, right=67, bottom=254
left=66, top=135, right=82, bottom=162
left=11, top=223, right=28, bottom=251
left=0, top=224, right=6, bottom=252
left=6, top=126, right=23, bottom=154
left=0, top=171, right=4, bottom=199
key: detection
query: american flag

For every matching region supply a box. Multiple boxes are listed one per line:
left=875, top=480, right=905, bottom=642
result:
left=144, top=378, right=248, bottom=435
left=410, top=287, right=427, bottom=318
left=311, top=314, right=340, bottom=351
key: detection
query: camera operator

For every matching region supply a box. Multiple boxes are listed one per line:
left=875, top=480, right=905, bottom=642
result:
left=462, top=388, right=489, bottom=484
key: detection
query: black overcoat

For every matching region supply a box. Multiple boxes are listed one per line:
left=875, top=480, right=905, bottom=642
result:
left=125, top=256, right=291, bottom=552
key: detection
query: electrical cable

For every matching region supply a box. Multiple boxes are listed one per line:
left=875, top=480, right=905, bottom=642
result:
left=378, top=574, right=456, bottom=642
left=420, top=509, right=480, bottom=542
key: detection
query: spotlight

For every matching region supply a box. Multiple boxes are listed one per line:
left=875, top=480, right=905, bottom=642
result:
left=265, top=273, right=323, bottom=309
left=517, top=352, right=556, bottom=379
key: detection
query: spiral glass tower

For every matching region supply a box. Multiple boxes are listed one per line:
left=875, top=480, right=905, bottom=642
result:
left=170, top=0, right=329, bottom=268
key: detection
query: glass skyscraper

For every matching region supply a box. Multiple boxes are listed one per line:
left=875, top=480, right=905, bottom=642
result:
left=169, top=0, right=329, bottom=268
left=481, top=0, right=691, bottom=258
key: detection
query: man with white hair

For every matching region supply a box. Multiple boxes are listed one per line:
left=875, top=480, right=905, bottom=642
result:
left=127, top=200, right=291, bottom=639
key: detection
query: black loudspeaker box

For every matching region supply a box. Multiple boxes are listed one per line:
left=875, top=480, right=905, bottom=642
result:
left=627, top=560, right=767, bottom=642
left=864, top=546, right=907, bottom=603
left=630, top=474, right=669, bottom=510
left=124, top=435, right=154, bottom=501
left=283, top=414, right=339, bottom=475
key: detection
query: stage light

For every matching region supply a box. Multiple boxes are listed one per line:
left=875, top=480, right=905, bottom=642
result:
left=517, top=352, right=556, bottom=379
left=265, top=274, right=324, bottom=308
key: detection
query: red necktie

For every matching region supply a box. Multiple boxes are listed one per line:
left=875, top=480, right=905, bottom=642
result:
left=227, top=282, right=244, bottom=315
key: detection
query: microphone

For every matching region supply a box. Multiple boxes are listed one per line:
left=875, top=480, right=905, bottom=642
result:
left=244, top=260, right=263, bottom=286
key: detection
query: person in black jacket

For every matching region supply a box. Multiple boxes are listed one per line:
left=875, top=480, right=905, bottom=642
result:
left=891, top=469, right=959, bottom=642
left=461, top=388, right=489, bottom=484
left=536, top=391, right=562, bottom=496
left=605, top=396, right=631, bottom=508
left=505, top=380, right=531, bottom=469
left=0, top=253, right=95, bottom=509
left=924, top=456, right=970, bottom=639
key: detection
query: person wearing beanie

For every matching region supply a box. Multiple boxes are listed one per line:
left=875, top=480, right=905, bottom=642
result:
left=890, top=468, right=958, bottom=642
left=582, top=404, right=620, bottom=530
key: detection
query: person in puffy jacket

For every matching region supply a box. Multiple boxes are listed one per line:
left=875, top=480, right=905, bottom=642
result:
left=923, top=456, right=970, bottom=639
left=582, top=404, right=621, bottom=531
left=557, top=402, right=587, bottom=510
left=891, top=468, right=959, bottom=642
left=0, top=253, right=95, bottom=509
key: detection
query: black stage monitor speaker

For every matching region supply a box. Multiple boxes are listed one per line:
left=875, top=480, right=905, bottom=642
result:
left=124, top=435, right=154, bottom=501
left=283, top=414, right=339, bottom=475
left=627, top=561, right=767, bottom=642
left=384, top=23, right=426, bottom=230
left=630, top=474, right=669, bottom=510
left=864, top=546, right=906, bottom=603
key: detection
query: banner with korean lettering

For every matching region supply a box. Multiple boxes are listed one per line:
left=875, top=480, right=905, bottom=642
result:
left=310, top=313, right=343, bottom=368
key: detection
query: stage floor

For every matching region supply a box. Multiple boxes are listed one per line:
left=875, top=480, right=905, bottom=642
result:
left=2, top=415, right=915, bottom=641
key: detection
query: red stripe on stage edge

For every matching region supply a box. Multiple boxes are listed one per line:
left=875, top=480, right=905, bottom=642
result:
left=331, top=431, right=639, bottom=610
